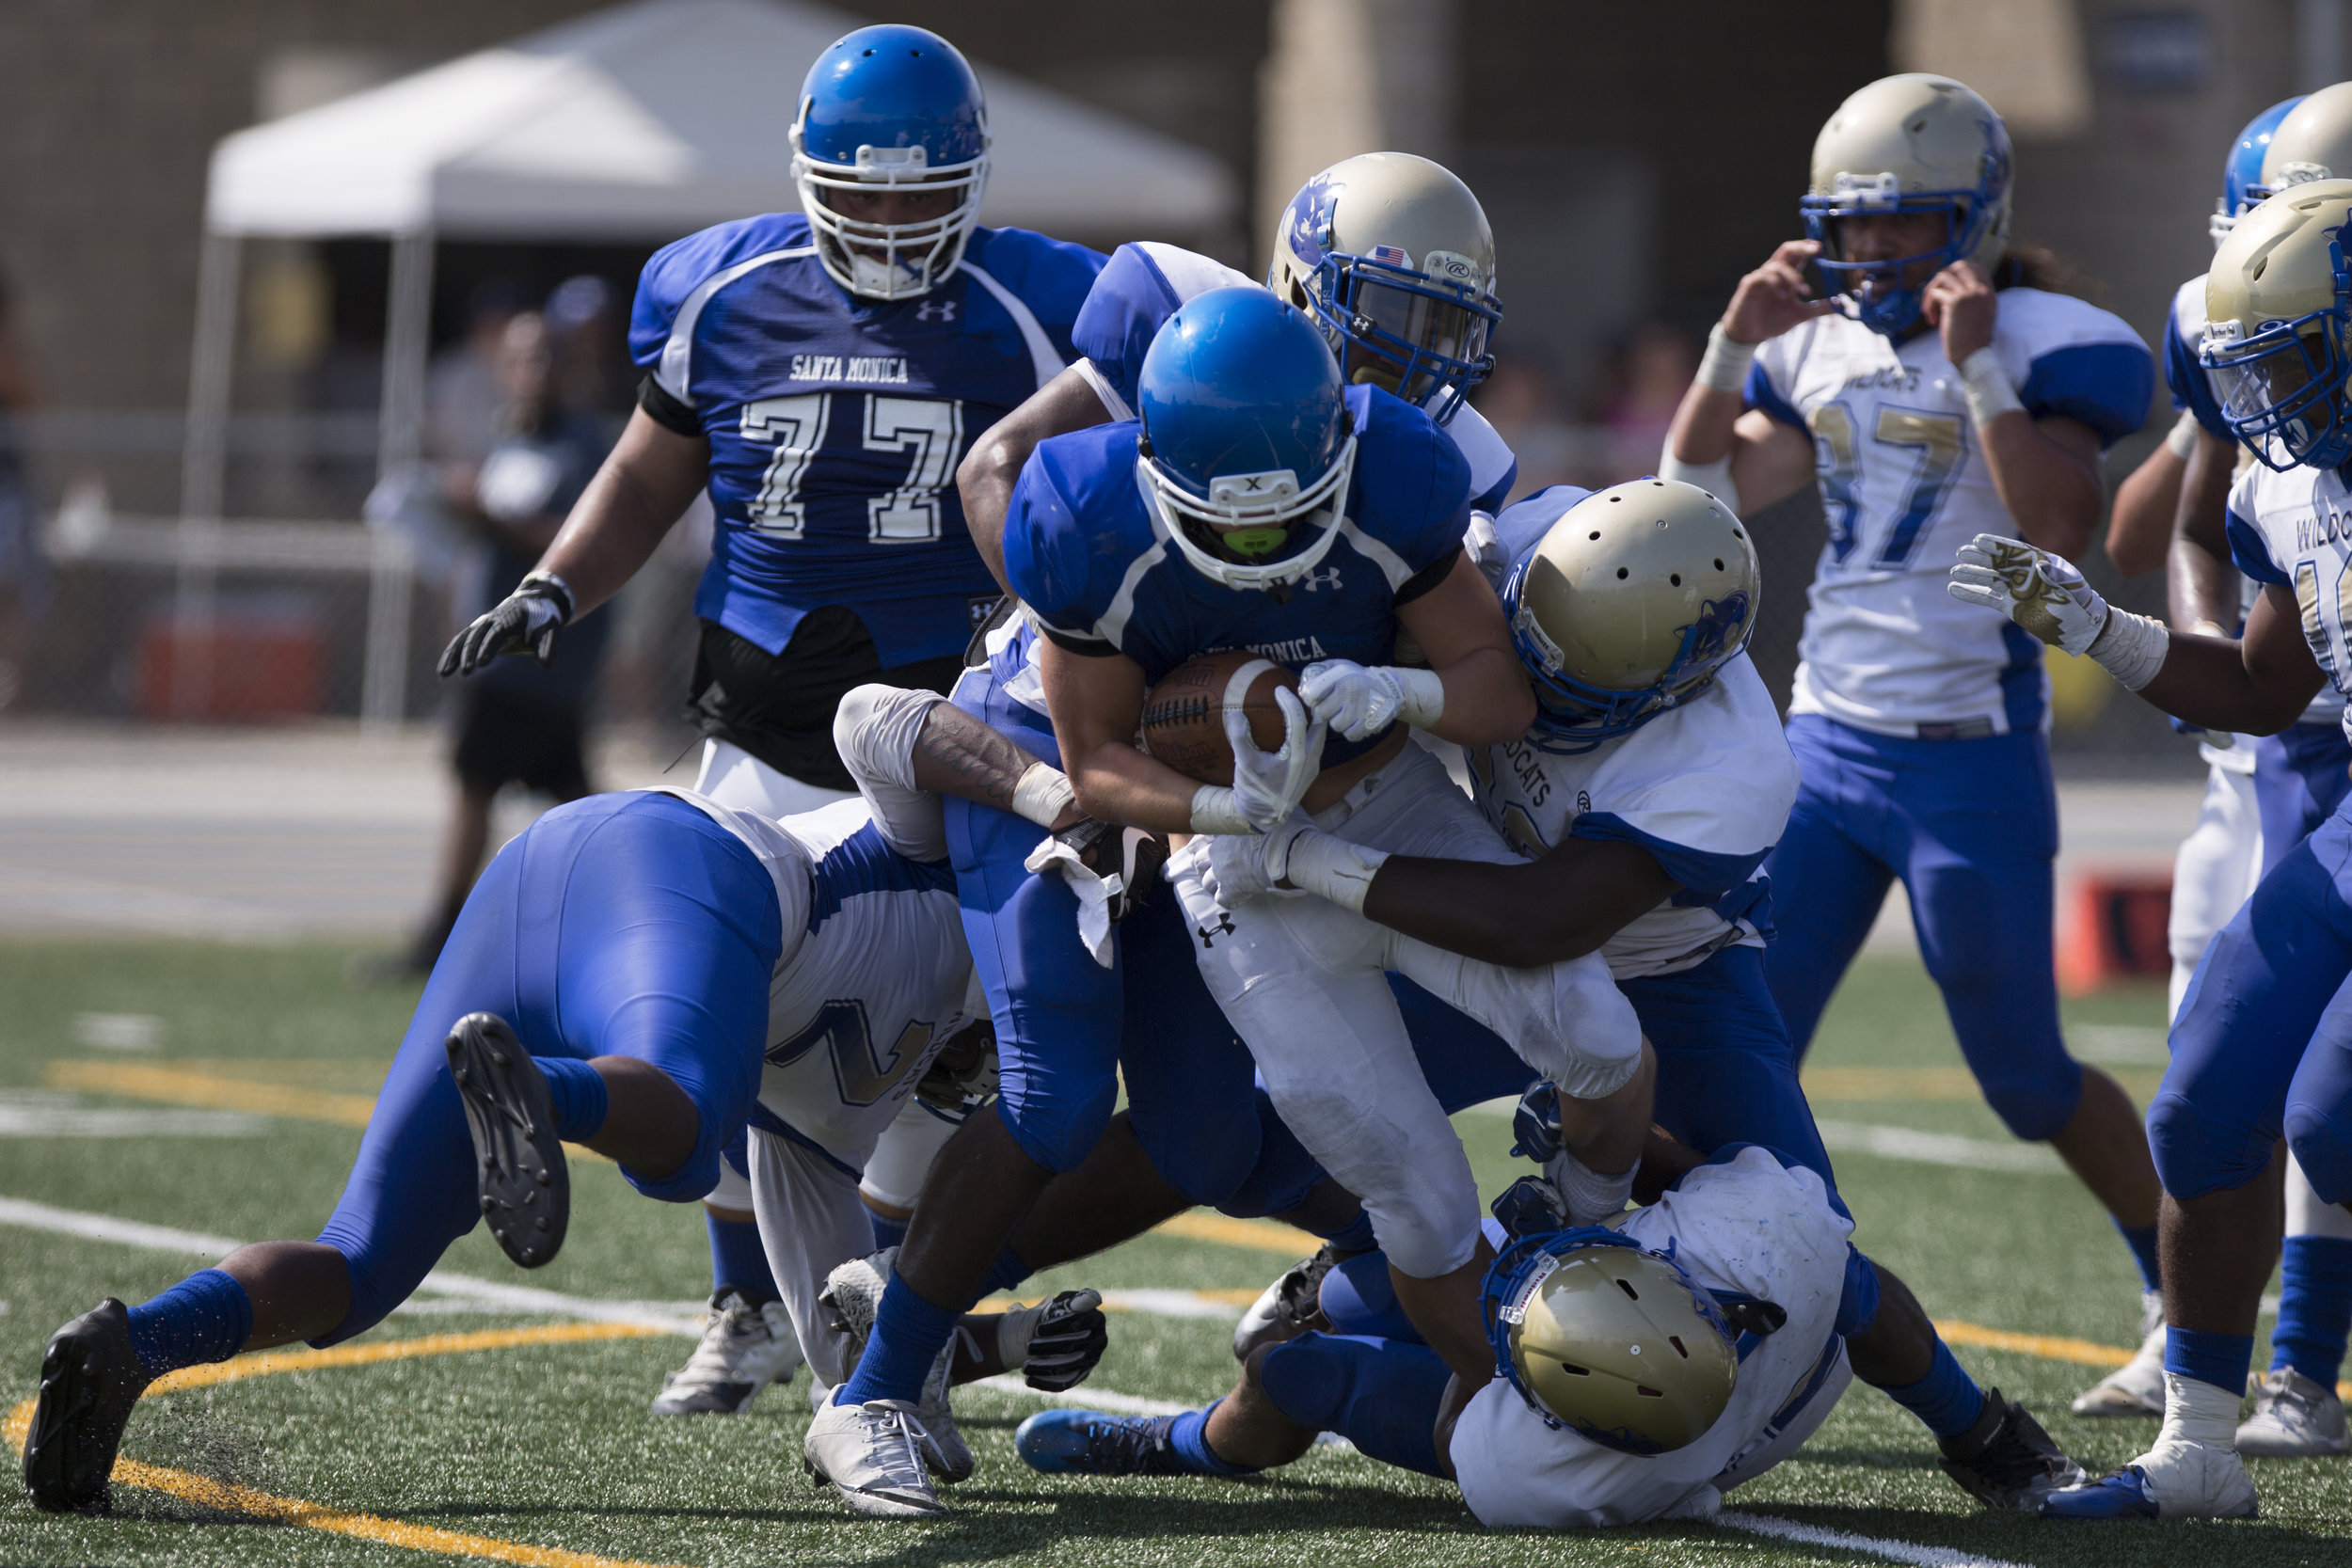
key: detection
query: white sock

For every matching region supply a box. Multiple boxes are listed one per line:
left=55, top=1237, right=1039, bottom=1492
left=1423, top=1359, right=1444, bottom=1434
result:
left=2157, top=1370, right=2242, bottom=1451
left=1549, top=1150, right=1638, bottom=1227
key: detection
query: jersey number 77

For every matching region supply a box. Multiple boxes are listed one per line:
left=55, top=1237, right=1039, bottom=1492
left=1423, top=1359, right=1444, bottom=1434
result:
left=739, top=392, right=966, bottom=543
left=1806, top=402, right=1966, bottom=570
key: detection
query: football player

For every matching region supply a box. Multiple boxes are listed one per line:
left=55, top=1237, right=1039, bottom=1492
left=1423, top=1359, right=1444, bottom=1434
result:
left=22, top=744, right=1109, bottom=1516
left=1186, top=478, right=2082, bottom=1508
left=1947, top=176, right=2352, bottom=1518
left=437, top=24, right=1108, bottom=1416
left=1017, top=1144, right=1857, bottom=1529
left=2075, top=92, right=2352, bottom=1449
left=1657, top=73, right=2164, bottom=1362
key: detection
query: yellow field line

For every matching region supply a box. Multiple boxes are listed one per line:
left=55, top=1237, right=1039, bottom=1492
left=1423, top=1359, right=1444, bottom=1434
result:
left=44, top=1059, right=612, bottom=1161
left=1936, top=1317, right=2352, bottom=1401
left=1152, top=1211, right=1313, bottom=1255
left=4, top=1323, right=686, bottom=1568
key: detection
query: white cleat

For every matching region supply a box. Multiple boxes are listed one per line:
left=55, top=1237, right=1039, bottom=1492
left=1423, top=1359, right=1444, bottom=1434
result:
left=2072, top=1291, right=2166, bottom=1418
left=803, top=1396, right=946, bottom=1518
left=649, top=1291, right=802, bottom=1416
left=2042, top=1436, right=2258, bottom=1520
left=818, top=1249, right=972, bottom=1482
left=2236, top=1369, right=2351, bottom=1458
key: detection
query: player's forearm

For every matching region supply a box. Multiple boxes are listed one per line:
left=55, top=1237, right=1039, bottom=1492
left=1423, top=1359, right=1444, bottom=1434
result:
left=2167, top=436, right=2241, bottom=633
left=1058, top=737, right=1205, bottom=834
left=534, top=413, right=707, bottom=616
left=908, top=701, right=1082, bottom=830
left=2134, top=632, right=2317, bottom=736
left=2105, top=445, right=2185, bottom=578
left=1361, top=857, right=1615, bottom=967
left=1665, top=386, right=1745, bottom=467
left=1978, top=414, right=2102, bottom=561
left=958, top=367, right=1115, bottom=593
left=1426, top=646, right=1536, bottom=747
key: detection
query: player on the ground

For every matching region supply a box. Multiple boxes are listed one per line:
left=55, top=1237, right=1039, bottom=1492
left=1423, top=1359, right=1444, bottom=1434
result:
left=1018, top=1144, right=1856, bottom=1528
left=2074, top=92, right=2352, bottom=1446
left=959, top=150, right=1516, bottom=593
left=21, top=758, right=1108, bottom=1516
left=436, top=24, right=1107, bottom=1417
left=1656, top=73, right=2165, bottom=1378
left=1181, top=478, right=2082, bottom=1508
left=1948, top=176, right=2352, bottom=1518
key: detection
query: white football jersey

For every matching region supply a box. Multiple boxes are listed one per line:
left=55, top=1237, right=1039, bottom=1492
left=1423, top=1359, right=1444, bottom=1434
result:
left=656, top=790, right=975, bottom=1171
left=1450, top=1147, right=1854, bottom=1528
left=1464, top=491, right=1799, bottom=978
left=2224, top=461, right=2352, bottom=749
left=1749, top=290, right=2152, bottom=736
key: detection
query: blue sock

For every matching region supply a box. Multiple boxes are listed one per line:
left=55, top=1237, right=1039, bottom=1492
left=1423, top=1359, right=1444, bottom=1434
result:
left=2271, top=1236, right=2352, bottom=1386
left=834, top=1270, right=962, bottom=1406
left=1881, top=1339, right=1986, bottom=1439
left=125, top=1268, right=254, bottom=1377
left=980, top=1246, right=1031, bottom=1295
left=2114, top=1218, right=2163, bottom=1294
left=1168, top=1401, right=1257, bottom=1476
left=1317, top=1210, right=1378, bottom=1255
left=707, top=1212, right=778, bottom=1306
left=534, top=1056, right=609, bottom=1142
left=2166, top=1325, right=2255, bottom=1396
left=867, top=1210, right=909, bottom=1252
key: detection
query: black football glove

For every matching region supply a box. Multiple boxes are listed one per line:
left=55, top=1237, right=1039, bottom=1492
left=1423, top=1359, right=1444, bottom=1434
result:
left=1047, top=817, right=1169, bottom=922
left=1509, top=1080, right=1564, bottom=1164
left=439, top=571, right=575, bottom=677
left=1018, top=1288, right=1109, bottom=1392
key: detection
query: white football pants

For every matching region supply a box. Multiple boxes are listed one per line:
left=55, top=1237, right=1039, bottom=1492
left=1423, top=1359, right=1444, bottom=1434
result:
left=1169, top=742, right=1643, bottom=1280
left=694, top=737, right=857, bottom=820
left=857, top=1094, right=961, bottom=1213
left=747, top=1126, right=888, bottom=1389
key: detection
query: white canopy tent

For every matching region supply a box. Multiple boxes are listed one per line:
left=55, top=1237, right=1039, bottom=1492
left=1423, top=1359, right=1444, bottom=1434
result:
left=176, top=0, right=1237, bottom=722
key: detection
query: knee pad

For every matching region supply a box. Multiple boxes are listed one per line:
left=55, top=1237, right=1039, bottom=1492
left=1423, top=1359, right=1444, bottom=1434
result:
left=2149, top=1089, right=2278, bottom=1202
left=1975, top=1054, right=2083, bottom=1144
left=2285, top=1107, right=2352, bottom=1209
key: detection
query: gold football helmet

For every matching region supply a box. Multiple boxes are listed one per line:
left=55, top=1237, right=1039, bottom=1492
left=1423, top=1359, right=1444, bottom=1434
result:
left=2257, top=82, right=2352, bottom=198
left=2202, top=177, right=2352, bottom=470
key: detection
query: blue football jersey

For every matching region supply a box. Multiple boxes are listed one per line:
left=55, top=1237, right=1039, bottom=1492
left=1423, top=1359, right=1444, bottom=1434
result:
left=632, top=213, right=1105, bottom=666
left=1003, top=383, right=1471, bottom=770
left=2163, top=273, right=2229, bottom=440
left=1071, top=241, right=1520, bottom=513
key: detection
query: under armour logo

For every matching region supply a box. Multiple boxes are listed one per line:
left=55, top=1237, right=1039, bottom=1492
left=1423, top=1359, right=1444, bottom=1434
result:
left=1196, top=912, right=1236, bottom=948
left=1299, top=566, right=1342, bottom=593
left=915, top=299, right=958, bottom=323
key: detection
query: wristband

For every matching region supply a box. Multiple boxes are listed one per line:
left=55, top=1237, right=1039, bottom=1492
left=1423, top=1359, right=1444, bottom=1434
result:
left=1957, top=346, right=2025, bottom=429
left=1694, top=322, right=1758, bottom=394
left=1389, top=667, right=1446, bottom=730
left=1188, top=784, right=1253, bottom=835
left=1278, top=829, right=1391, bottom=914
left=519, top=570, right=577, bottom=623
left=1010, top=763, right=1075, bottom=829
left=1657, top=451, right=1741, bottom=515
left=2087, top=606, right=2170, bottom=691
left=2166, top=408, right=2201, bottom=460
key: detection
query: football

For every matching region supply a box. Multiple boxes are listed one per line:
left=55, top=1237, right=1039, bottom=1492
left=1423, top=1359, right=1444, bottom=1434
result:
left=1137, top=650, right=1300, bottom=785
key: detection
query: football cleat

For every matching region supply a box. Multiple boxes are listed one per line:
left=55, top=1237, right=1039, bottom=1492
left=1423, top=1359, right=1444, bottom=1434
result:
left=2072, top=1292, right=2167, bottom=1418
left=2236, top=1368, right=2351, bottom=1458
left=819, top=1249, right=972, bottom=1482
left=648, top=1291, right=802, bottom=1416
left=1937, top=1388, right=2087, bottom=1511
left=1232, top=1246, right=1338, bottom=1360
left=445, top=1012, right=568, bottom=1268
left=997, top=1289, right=1108, bottom=1392
left=2040, top=1438, right=2258, bottom=1520
left=1015, top=1408, right=1195, bottom=1476
left=24, top=1299, right=153, bottom=1513
left=803, top=1396, right=947, bottom=1518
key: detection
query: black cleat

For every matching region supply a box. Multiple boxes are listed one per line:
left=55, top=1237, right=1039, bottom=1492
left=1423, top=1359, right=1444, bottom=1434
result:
left=445, top=1012, right=569, bottom=1268
left=24, top=1299, right=152, bottom=1513
left=1232, top=1245, right=1338, bottom=1360
left=1938, top=1387, right=2088, bottom=1511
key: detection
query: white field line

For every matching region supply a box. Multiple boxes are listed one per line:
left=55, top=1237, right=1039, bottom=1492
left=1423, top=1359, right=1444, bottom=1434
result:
left=1715, top=1510, right=2030, bottom=1568
left=0, top=1093, right=268, bottom=1138
left=1465, top=1097, right=2067, bottom=1176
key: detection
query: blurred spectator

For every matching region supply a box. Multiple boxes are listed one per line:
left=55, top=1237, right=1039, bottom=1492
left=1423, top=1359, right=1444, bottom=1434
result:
left=375, top=311, right=612, bottom=976
left=425, top=277, right=527, bottom=465
left=1468, top=352, right=1579, bottom=499
left=0, top=271, right=45, bottom=711
left=545, top=274, right=635, bottom=431
left=1590, top=321, right=1698, bottom=484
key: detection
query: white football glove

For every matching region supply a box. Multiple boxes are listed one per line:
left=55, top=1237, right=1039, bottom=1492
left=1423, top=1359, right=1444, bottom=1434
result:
left=1298, top=659, right=1445, bottom=742
left=1199, top=817, right=1316, bottom=906
left=1225, top=689, right=1325, bottom=832
left=1946, top=533, right=2109, bottom=655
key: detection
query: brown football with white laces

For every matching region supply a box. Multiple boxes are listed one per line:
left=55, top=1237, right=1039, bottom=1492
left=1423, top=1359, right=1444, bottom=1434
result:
left=1136, top=650, right=1299, bottom=786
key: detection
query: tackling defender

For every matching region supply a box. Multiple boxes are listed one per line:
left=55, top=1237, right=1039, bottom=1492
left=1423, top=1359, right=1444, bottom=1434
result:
left=438, top=24, right=1107, bottom=1416
left=1658, top=74, right=2165, bottom=1392
left=1949, top=176, right=2352, bottom=1518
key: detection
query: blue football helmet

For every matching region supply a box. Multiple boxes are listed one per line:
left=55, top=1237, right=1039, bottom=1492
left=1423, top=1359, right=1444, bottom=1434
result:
left=791, top=25, right=990, bottom=301
left=2211, top=97, right=2305, bottom=246
left=1135, top=287, right=1359, bottom=592
left=1482, top=1226, right=1740, bottom=1455
left=1799, top=74, right=2012, bottom=338
left=1266, top=153, right=1502, bottom=426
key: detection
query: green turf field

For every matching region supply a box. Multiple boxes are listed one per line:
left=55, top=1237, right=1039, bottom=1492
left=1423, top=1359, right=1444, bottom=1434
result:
left=0, top=941, right=2347, bottom=1566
